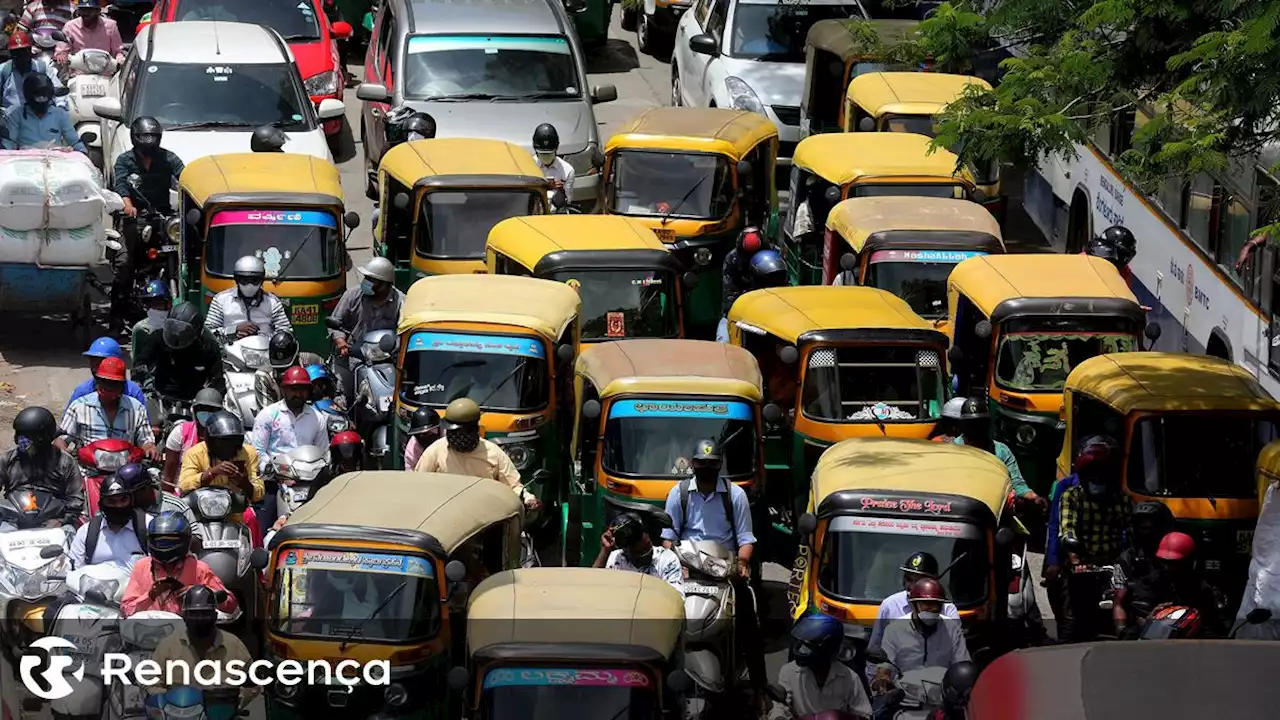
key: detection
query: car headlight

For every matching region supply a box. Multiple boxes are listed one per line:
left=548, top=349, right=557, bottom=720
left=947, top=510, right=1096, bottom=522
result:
left=564, top=144, right=600, bottom=176
left=694, top=247, right=713, bottom=266
left=725, top=76, right=764, bottom=114
left=384, top=683, right=408, bottom=708
left=83, top=51, right=109, bottom=75
left=94, top=448, right=130, bottom=472
left=304, top=70, right=341, bottom=97
left=195, top=491, right=231, bottom=520
left=504, top=443, right=534, bottom=471
left=1015, top=424, right=1036, bottom=445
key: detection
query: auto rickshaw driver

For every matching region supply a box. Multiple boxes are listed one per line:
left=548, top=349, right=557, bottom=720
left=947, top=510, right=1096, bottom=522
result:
left=951, top=397, right=1044, bottom=511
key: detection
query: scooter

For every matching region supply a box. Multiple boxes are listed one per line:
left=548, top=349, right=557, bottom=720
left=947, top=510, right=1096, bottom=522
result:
left=102, top=610, right=184, bottom=720
left=326, top=318, right=398, bottom=467
left=221, top=334, right=273, bottom=430
left=65, top=48, right=117, bottom=169
left=44, top=562, right=132, bottom=720
left=144, top=685, right=244, bottom=720
left=0, top=488, right=72, bottom=664
left=675, top=539, right=740, bottom=716
left=186, top=487, right=255, bottom=626
left=77, top=439, right=186, bottom=518
left=271, top=445, right=330, bottom=515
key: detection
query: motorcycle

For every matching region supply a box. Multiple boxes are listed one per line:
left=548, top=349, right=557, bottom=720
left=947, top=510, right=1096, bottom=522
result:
left=144, top=685, right=244, bottom=720
left=1005, top=520, right=1046, bottom=647
left=77, top=439, right=186, bottom=518
left=102, top=610, right=184, bottom=720
left=65, top=48, right=117, bottom=169
left=186, top=487, right=255, bottom=626
left=870, top=666, right=947, bottom=720
left=221, top=334, right=273, bottom=431
left=1063, top=538, right=1124, bottom=640
left=0, top=488, right=72, bottom=664
left=314, top=398, right=351, bottom=436
left=675, top=539, right=740, bottom=716
left=271, top=445, right=329, bottom=517
left=327, top=318, right=398, bottom=467
left=44, top=562, right=132, bottom=720
left=122, top=174, right=182, bottom=303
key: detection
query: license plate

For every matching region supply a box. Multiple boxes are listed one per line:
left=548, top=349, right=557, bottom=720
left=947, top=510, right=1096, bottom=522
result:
left=653, top=227, right=675, bottom=243
left=291, top=303, right=319, bottom=325
left=81, top=82, right=106, bottom=98
left=159, top=244, right=178, bottom=253
left=202, top=539, right=242, bottom=550
left=684, top=582, right=719, bottom=595
left=59, top=634, right=97, bottom=656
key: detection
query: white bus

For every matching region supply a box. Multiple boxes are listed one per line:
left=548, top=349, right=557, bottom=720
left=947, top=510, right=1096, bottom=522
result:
left=1021, top=110, right=1280, bottom=396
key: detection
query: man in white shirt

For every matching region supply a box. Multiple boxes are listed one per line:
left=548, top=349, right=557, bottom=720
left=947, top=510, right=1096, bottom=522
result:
left=69, top=472, right=151, bottom=569
left=593, top=512, right=682, bottom=594
left=249, top=366, right=329, bottom=474
left=531, top=122, right=574, bottom=207
left=868, top=551, right=960, bottom=649
left=774, top=612, right=871, bottom=719
left=204, top=255, right=293, bottom=342
left=873, top=578, right=970, bottom=689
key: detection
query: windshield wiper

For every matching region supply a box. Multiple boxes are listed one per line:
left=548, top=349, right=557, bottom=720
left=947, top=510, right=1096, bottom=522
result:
left=271, top=225, right=320, bottom=282
left=338, top=580, right=406, bottom=651
left=280, top=34, right=320, bottom=41
left=489, top=91, right=574, bottom=101
left=661, top=176, right=706, bottom=227
left=165, top=120, right=250, bottom=130
left=425, top=93, right=497, bottom=101
left=477, top=361, right=528, bottom=407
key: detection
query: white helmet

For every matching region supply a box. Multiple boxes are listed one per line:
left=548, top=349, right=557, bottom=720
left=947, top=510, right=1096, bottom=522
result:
left=233, top=255, right=266, bottom=279
left=941, top=397, right=967, bottom=420
left=357, top=256, right=396, bottom=284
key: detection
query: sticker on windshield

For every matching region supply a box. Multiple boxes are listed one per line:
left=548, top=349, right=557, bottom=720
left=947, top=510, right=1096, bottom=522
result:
left=277, top=548, right=434, bottom=577
left=483, top=668, right=653, bottom=689
left=406, top=331, right=544, bottom=359
left=147, top=65, right=157, bottom=73
left=631, top=274, right=662, bottom=286
left=868, top=249, right=986, bottom=265
left=608, top=399, right=753, bottom=420
left=210, top=210, right=338, bottom=228
left=261, top=247, right=290, bottom=277
left=606, top=312, right=625, bottom=337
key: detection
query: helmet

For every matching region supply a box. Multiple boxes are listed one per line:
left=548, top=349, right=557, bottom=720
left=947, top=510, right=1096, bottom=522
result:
left=737, top=227, right=764, bottom=255
left=942, top=661, right=979, bottom=707
left=192, top=388, right=223, bottom=413
left=1096, top=225, right=1137, bottom=267
left=1156, top=531, right=1197, bottom=561
left=13, top=407, right=57, bottom=445
left=7, top=30, right=31, bottom=51
left=183, top=584, right=218, bottom=613
left=129, top=116, right=162, bottom=152
left=305, top=364, right=329, bottom=383
left=268, top=331, right=299, bottom=370
left=280, top=366, right=311, bottom=387
left=357, top=257, right=396, bottom=284
left=790, top=613, right=844, bottom=662
left=114, top=463, right=151, bottom=494
left=205, top=411, right=244, bottom=440
left=443, top=398, right=481, bottom=428
left=99, top=474, right=134, bottom=507
left=22, top=72, right=53, bottom=107
left=330, top=430, right=363, bottom=462
left=1086, top=236, right=1122, bottom=265
left=692, top=438, right=721, bottom=462
left=147, top=511, right=192, bottom=564
left=1132, top=501, right=1174, bottom=534
left=1075, top=435, right=1119, bottom=474
left=957, top=397, right=988, bottom=421
left=900, top=551, right=940, bottom=578
left=76, top=0, right=100, bottom=10
left=95, top=356, right=127, bottom=381
left=249, top=124, right=288, bottom=153
left=162, top=302, right=202, bottom=350
left=408, top=406, right=440, bottom=436
left=403, top=113, right=436, bottom=140
left=141, top=279, right=169, bottom=301
left=908, top=577, right=946, bottom=602
left=532, top=123, right=559, bottom=152
left=233, top=256, right=266, bottom=283
left=749, top=249, right=786, bottom=287
left=84, top=336, right=124, bottom=360
left=940, top=397, right=967, bottom=420
left=1146, top=604, right=1203, bottom=639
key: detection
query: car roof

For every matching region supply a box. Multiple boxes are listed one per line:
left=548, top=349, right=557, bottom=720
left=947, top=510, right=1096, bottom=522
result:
left=402, top=0, right=566, bottom=36
left=136, top=21, right=294, bottom=65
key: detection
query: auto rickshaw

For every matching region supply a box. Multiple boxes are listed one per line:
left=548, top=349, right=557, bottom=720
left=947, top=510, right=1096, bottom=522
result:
left=801, top=19, right=920, bottom=137
left=257, top=470, right=525, bottom=720
left=176, top=153, right=360, bottom=353
left=451, top=567, right=687, bottom=719
left=784, top=132, right=976, bottom=285
left=824, top=196, right=1004, bottom=329
left=393, top=275, right=580, bottom=520
left=486, top=215, right=691, bottom=341
left=1058, top=352, right=1280, bottom=607
left=725, top=286, right=950, bottom=548
left=602, top=107, right=780, bottom=334
left=374, top=138, right=549, bottom=290
left=567, top=338, right=764, bottom=566
left=948, top=254, right=1154, bottom=496
left=788, top=438, right=1015, bottom=658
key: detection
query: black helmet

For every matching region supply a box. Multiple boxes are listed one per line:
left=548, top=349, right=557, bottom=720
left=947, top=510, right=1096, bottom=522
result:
left=942, top=661, right=979, bottom=707
left=957, top=397, right=988, bottom=422
left=205, top=411, right=244, bottom=441
left=148, top=511, right=192, bottom=564
left=900, top=551, right=940, bottom=578
left=408, top=406, right=441, bottom=436
left=183, top=584, right=219, bottom=613
left=100, top=474, right=133, bottom=502
left=130, top=116, right=162, bottom=152
left=250, top=124, right=287, bottom=153
left=162, top=302, right=202, bottom=350
left=268, top=331, right=299, bottom=370
left=13, top=406, right=57, bottom=445
left=1097, top=225, right=1137, bottom=266
left=21, top=71, right=53, bottom=107
left=532, top=123, right=559, bottom=152
left=403, top=113, right=436, bottom=140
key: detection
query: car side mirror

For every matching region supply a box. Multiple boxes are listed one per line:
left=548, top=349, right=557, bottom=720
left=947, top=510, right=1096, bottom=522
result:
left=445, top=559, right=467, bottom=583
left=689, top=33, right=719, bottom=57
left=839, top=252, right=857, bottom=271
left=591, top=85, right=617, bottom=104
left=857, top=117, right=874, bottom=132
left=331, top=20, right=353, bottom=38
left=378, top=334, right=397, bottom=354
left=824, top=186, right=841, bottom=205
left=355, top=82, right=391, bottom=103
left=393, top=192, right=410, bottom=211
left=249, top=548, right=270, bottom=569
left=556, top=344, right=575, bottom=364
left=682, top=271, right=699, bottom=288
left=762, top=403, right=783, bottom=424
left=582, top=399, right=601, bottom=419
left=93, top=96, right=122, bottom=121
left=1247, top=608, right=1273, bottom=625
left=797, top=512, right=817, bottom=536
left=974, top=320, right=993, bottom=339
left=344, top=211, right=361, bottom=230
left=316, top=98, right=346, bottom=120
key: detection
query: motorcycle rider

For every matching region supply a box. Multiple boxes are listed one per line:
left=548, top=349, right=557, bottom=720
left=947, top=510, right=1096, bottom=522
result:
left=136, top=301, right=224, bottom=418
left=717, top=227, right=766, bottom=341
left=68, top=470, right=150, bottom=569
left=531, top=122, right=573, bottom=204
left=2, top=73, right=83, bottom=151
left=868, top=552, right=960, bottom=650
left=111, top=116, right=184, bottom=331
left=251, top=366, right=327, bottom=533
left=66, top=336, right=149, bottom=418
left=402, top=405, right=440, bottom=470
left=121, top=512, right=236, bottom=616
left=718, top=247, right=787, bottom=342
left=328, top=256, right=404, bottom=406
left=1113, top=531, right=1223, bottom=637
left=930, top=662, right=978, bottom=720
left=926, top=397, right=967, bottom=443
left=160, top=388, right=223, bottom=492
left=873, top=578, right=970, bottom=687
left=775, top=612, right=872, bottom=719
left=328, top=430, right=364, bottom=476
left=178, top=410, right=263, bottom=526
left=255, top=330, right=302, bottom=405
left=0, top=406, right=83, bottom=527
left=147, top=585, right=258, bottom=708
left=0, top=30, right=65, bottom=112
left=56, top=356, right=158, bottom=457
left=413, top=398, right=539, bottom=509
left=1116, top=501, right=1176, bottom=585
left=1085, top=225, right=1137, bottom=281
left=594, top=511, right=683, bottom=593
left=129, top=279, right=171, bottom=387
left=17, top=0, right=74, bottom=37
left=54, top=0, right=125, bottom=67
left=951, top=397, right=1044, bottom=510
left=204, top=255, right=293, bottom=342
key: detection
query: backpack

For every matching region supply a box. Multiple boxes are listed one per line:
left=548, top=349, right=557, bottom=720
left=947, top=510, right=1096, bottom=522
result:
left=84, top=507, right=148, bottom=566
left=678, top=478, right=739, bottom=553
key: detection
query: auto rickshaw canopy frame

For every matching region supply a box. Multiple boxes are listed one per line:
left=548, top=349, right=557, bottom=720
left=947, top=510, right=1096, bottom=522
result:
left=845, top=71, right=992, bottom=120
left=728, top=286, right=946, bottom=346
left=826, top=196, right=1003, bottom=254
left=398, top=275, right=581, bottom=342
left=379, top=138, right=548, bottom=190
left=790, top=132, right=968, bottom=187
left=947, top=254, right=1142, bottom=324
left=1064, top=352, right=1279, bottom=415
left=487, top=215, right=681, bottom=276
left=605, top=107, right=779, bottom=162
left=574, top=338, right=763, bottom=401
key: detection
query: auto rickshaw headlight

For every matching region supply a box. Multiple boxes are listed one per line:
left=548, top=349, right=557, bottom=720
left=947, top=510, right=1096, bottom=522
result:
left=506, top=443, right=534, bottom=470
left=694, top=247, right=713, bottom=266
left=384, top=684, right=408, bottom=708
left=1015, top=424, right=1036, bottom=445
left=165, top=217, right=180, bottom=242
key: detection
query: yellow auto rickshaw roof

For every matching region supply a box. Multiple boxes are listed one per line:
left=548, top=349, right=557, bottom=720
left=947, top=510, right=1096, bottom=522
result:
left=466, top=568, right=684, bottom=657
left=806, top=19, right=920, bottom=62
left=379, top=138, right=545, bottom=183
left=179, top=153, right=343, bottom=204
left=488, top=215, right=668, bottom=265
left=1065, top=352, right=1280, bottom=414
left=791, top=132, right=962, bottom=185
left=846, top=72, right=991, bottom=117
left=812, top=437, right=1011, bottom=516
left=398, top=275, right=580, bottom=341
left=576, top=339, right=763, bottom=401
left=826, top=197, right=1003, bottom=249
left=605, top=107, right=779, bottom=161
left=949, top=254, right=1137, bottom=316
left=728, top=286, right=936, bottom=343
left=285, top=471, right=523, bottom=555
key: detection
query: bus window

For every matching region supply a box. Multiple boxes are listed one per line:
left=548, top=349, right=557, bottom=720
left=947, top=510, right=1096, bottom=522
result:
left=1217, top=195, right=1251, bottom=284
left=1184, top=174, right=1214, bottom=250
left=1157, top=177, right=1184, bottom=227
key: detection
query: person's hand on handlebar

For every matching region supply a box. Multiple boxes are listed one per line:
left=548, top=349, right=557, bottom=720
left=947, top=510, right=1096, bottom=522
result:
left=122, top=198, right=137, bottom=218
left=334, top=337, right=350, bottom=357
left=235, top=322, right=258, bottom=338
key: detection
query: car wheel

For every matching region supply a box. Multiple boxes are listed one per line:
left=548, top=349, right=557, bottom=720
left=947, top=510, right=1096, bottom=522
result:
left=636, top=9, right=654, bottom=54
left=671, top=63, right=682, bottom=107
left=620, top=3, right=638, bottom=31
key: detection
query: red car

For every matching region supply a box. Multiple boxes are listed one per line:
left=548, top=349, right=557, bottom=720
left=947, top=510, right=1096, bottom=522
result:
left=147, top=0, right=352, bottom=135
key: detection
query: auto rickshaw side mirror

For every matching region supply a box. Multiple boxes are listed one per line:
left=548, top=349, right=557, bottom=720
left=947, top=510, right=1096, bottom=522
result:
left=824, top=186, right=841, bottom=205
left=797, top=512, right=817, bottom=536
left=446, top=666, right=469, bottom=691
left=556, top=343, right=575, bottom=364
left=666, top=669, right=693, bottom=693
left=445, top=559, right=467, bottom=583
left=378, top=334, right=397, bottom=354
left=995, top=527, right=1015, bottom=548
left=974, top=320, right=993, bottom=339
left=393, top=192, right=410, bottom=211
left=582, top=399, right=601, bottom=419
left=682, top=271, right=699, bottom=288
left=344, top=211, right=361, bottom=230
left=185, top=208, right=201, bottom=227
left=249, top=548, right=270, bottom=570
left=839, top=252, right=857, bottom=272
left=736, top=160, right=753, bottom=186
left=762, top=403, right=783, bottom=424
left=857, top=117, right=874, bottom=132
left=778, top=345, right=799, bottom=365
left=1144, top=321, right=1162, bottom=342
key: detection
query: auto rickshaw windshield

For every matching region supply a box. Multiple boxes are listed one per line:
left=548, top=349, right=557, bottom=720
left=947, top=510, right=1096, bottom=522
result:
left=1128, top=413, right=1280, bottom=500
left=864, top=249, right=986, bottom=319
left=801, top=345, right=946, bottom=422
left=399, top=331, right=549, bottom=411
left=205, top=210, right=343, bottom=280
left=851, top=183, right=966, bottom=199
left=996, top=318, right=1138, bottom=393
left=547, top=269, right=678, bottom=340
left=602, top=399, right=757, bottom=478
left=817, top=515, right=988, bottom=605
left=483, top=667, right=657, bottom=720
left=608, top=151, right=733, bottom=219
left=418, top=190, right=543, bottom=259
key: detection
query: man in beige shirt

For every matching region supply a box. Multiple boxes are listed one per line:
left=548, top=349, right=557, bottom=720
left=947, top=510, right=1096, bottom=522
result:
left=414, top=398, right=540, bottom=510
left=147, top=585, right=260, bottom=709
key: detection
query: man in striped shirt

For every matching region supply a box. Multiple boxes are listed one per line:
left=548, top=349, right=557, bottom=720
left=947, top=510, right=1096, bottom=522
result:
left=18, top=0, right=73, bottom=36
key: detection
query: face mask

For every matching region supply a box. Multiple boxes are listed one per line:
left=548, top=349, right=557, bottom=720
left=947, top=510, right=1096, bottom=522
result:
left=27, top=97, right=49, bottom=114
left=794, top=652, right=830, bottom=672
left=693, top=467, right=719, bottom=485
left=147, top=308, right=168, bottom=330
left=238, top=283, right=261, bottom=297
left=12, top=52, right=31, bottom=73
left=360, top=279, right=375, bottom=297
left=917, top=611, right=941, bottom=626
left=536, top=151, right=556, bottom=166
left=186, top=613, right=216, bottom=639
left=103, top=505, right=132, bottom=526
left=14, top=435, right=35, bottom=456
left=1086, top=482, right=1110, bottom=497
left=446, top=426, right=480, bottom=453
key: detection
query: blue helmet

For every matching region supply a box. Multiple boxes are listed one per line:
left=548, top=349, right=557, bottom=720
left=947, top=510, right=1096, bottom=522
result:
left=147, top=511, right=191, bottom=563
left=305, top=363, right=329, bottom=382
left=84, top=336, right=124, bottom=359
left=114, top=463, right=151, bottom=492
left=750, top=249, right=786, bottom=286
left=791, top=612, right=843, bottom=665
left=141, top=279, right=169, bottom=301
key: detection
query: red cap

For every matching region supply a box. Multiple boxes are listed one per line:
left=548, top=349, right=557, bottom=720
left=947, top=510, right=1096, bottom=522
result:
left=908, top=577, right=945, bottom=602
left=1156, top=531, right=1196, bottom=561
left=95, top=356, right=127, bottom=381
left=7, top=31, right=31, bottom=51
left=280, top=366, right=311, bottom=387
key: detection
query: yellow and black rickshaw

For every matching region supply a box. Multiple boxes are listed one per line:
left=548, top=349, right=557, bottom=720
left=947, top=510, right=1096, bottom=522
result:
left=374, top=139, right=549, bottom=289
left=1059, top=352, right=1280, bottom=606
left=801, top=19, right=920, bottom=137
left=257, top=470, right=525, bottom=720
left=602, top=107, right=779, bottom=333
left=567, top=338, right=764, bottom=566
left=486, top=215, right=691, bottom=341
left=176, top=153, right=360, bottom=353
left=948, top=254, right=1154, bottom=496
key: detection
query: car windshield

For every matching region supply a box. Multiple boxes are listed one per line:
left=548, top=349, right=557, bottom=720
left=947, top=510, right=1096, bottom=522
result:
left=548, top=270, right=678, bottom=340
left=176, top=0, right=320, bottom=40
left=483, top=668, right=657, bottom=720
left=608, top=151, right=733, bottom=220
left=801, top=345, right=946, bottom=423
left=400, top=331, right=548, bottom=411
left=730, top=4, right=865, bottom=62
left=1129, top=414, right=1280, bottom=500
left=602, top=399, right=756, bottom=478
left=852, top=183, right=966, bottom=199
left=996, top=332, right=1136, bottom=392
left=404, top=35, right=581, bottom=100
left=417, top=191, right=543, bottom=259
left=269, top=549, right=438, bottom=642
left=205, top=209, right=342, bottom=280
left=864, top=249, right=987, bottom=319
left=818, top=516, right=988, bottom=606
left=133, top=62, right=311, bottom=131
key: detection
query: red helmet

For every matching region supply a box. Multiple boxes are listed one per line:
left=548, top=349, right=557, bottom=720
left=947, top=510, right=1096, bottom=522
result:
left=1148, top=604, right=1203, bottom=638
left=280, top=366, right=311, bottom=387
left=95, top=356, right=127, bottom=381
left=1075, top=435, right=1118, bottom=474
left=7, top=31, right=31, bottom=51
left=908, top=577, right=945, bottom=602
left=330, top=431, right=363, bottom=460
left=1156, top=531, right=1196, bottom=561
left=738, top=227, right=764, bottom=254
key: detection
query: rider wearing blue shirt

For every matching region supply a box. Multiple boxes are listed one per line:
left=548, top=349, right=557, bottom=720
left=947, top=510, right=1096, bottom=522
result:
left=66, top=337, right=151, bottom=423
left=2, top=73, right=82, bottom=151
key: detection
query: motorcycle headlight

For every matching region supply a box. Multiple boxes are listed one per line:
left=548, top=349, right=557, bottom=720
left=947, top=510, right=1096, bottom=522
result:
left=82, top=577, right=120, bottom=603
left=504, top=443, right=534, bottom=471
left=1015, top=424, right=1036, bottom=445
left=195, top=491, right=232, bottom=520
left=677, top=544, right=729, bottom=578
left=304, top=70, right=341, bottom=97
left=121, top=618, right=181, bottom=650
left=363, top=342, right=391, bottom=363
left=165, top=217, right=180, bottom=242
left=725, top=76, right=764, bottom=114
left=241, top=348, right=270, bottom=369
left=95, top=448, right=130, bottom=472
left=84, top=52, right=109, bottom=75
left=23, top=556, right=66, bottom=600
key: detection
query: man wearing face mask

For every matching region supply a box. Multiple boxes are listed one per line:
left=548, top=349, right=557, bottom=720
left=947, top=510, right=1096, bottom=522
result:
left=204, top=255, right=293, bottom=342
left=129, top=280, right=171, bottom=389
left=402, top=406, right=440, bottom=471
left=951, top=397, right=1044, bottom=511
left=121, top=512, right=237, bottom=616
left=868, top=552, right=960, bottom=650
left=178, top=411, right=263, bottom=526
left=2, top=72, right=83, bottom=151
left=55, top=0, right=125, bottom=68
left=136, top=301, right=224, bottom=418
left=776, top=612, right=871, bottom=719
left=594, top=512, right=682, bottom=594
left=148, top=585, right=258, bottom=708
left=1113, top=531, right=1223, bottom=638
left=0, top=407, right=83, bottom=527
left=328, top=257, right=404, bottom=407
left=250, top=368, right=327, bottom=534
left=56, top=357, right=158, bottom=458
left=414, top=398, right=540, bottom=510
left=0, top=30, right=65, bottom=113
left=531, top=123, right=574, bottom=206
left=68, top=470, right=151, bottom=569
left=66, top=337, right=150, bottom=419
left=874, top=578, right=970, bottom=689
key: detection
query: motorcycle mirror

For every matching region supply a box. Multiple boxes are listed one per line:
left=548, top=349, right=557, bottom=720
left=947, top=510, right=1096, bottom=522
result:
left=824, top=186, right=841, bottom=205
left=863, top=646, right=889, bottom=664
left=840, top=252, right=857, bottom=272
left=85, top=589, right=108, bottom=605
left=947, top=345, right=964, bottom=369
left=185, top=208, right=201, bottom=227
left=1144, top=321, right=1162, bottom=342
left=249, top=548, right=270, bottom=570
left=127, top=173, right=142, bottom=189
left=324, top=316, right=344, bottom=331
left=581, top=399, right=601, bottom=420
left=1247, top=608, right=1273, bottom=625
left=377, top=334, right=397, bottom=354
left=444, top=559, right=467, bottom=583
left=778, top=345, right=799, bottom=365
left=393, top=192, right=410, bottom=211
left=682, top=271, right=699, bottom=289
left=446, top=666, right=469, bottom=691
left=858, top=116, right=875, bottom=132
left=736, top=160, right=753, bottom=186
left=797, top=512, right=817, bottom=536
left=39, top=544, right=64, bottom=559
left=344, top=211, right=360, bottom=230
left=666, top=669, right=693, bottom=694
left=766, top=683, right=787, bottom=702
left=762, top=403, right=783, bottom=424
left=54, top=85, right=69, bottom=97
left=555, top=343, right=575, bottom=364
left=551, top=189, right=568, bottom=209
left=80, top=130, right=97, bottom=145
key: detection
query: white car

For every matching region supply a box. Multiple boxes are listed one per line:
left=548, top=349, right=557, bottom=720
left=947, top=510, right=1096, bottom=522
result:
left=672, top=0, right=867, bottom=165
left=93, top=21, right=344, bottom=185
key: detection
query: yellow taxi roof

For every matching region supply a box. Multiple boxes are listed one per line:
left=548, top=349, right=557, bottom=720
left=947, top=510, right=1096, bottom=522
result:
left=1065, top=352, right=1280, bottom=414
left=728, top=286, right=936, bottom=343
left=575, top=339, right=763, bottom=401
left=179, top=153, right=343, bottom=204
left=379, top=138, right=545, bottom=183
left=398, top=275, right=580, bottom=340
left=606, top=107, right=779, bottom=161
left=812, top=438, right=1011, bottom=515
left=846, top=72, right=991, bottom=117
left=826, top=197, right=1002, bottom=249
left=791, top=133, right=963, bottom=185
left=466, top=568, right=684, bottom=656
left=488, top=215, right=668, bottom=262
left=949, top=254, right=1137, bottom=316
